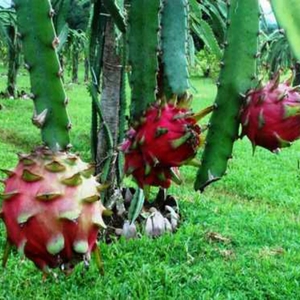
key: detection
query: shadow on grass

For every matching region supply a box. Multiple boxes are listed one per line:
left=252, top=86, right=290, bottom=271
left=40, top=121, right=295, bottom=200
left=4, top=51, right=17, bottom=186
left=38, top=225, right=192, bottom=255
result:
left=0, top=128, right=39, bottom=152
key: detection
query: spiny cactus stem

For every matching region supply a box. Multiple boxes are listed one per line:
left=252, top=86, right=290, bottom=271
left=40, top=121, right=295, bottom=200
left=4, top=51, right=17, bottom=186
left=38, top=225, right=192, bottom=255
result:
left=14, top=0, right=70, bottom=151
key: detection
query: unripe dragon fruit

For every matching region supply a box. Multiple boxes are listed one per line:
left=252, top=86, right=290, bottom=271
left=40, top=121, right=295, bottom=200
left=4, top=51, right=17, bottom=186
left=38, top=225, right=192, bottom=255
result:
left=0, top=148, right=106, bottom=273
left=121, top=99, right=206, bottom=189
left=240, top=76, right=300, bottom=152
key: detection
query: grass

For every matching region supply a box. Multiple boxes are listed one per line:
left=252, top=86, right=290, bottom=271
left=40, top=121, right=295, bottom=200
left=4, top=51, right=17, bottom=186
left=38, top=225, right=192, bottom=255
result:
left=1, top=66, right=300, bottom=299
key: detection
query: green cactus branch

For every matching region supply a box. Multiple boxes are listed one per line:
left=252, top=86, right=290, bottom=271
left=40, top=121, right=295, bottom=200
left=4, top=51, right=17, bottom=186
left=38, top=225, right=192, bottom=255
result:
left=191, top=19, right=222, bottom=60
left=194, top=0, right=259, bottom=191
left=128, top=0, right=161, bottom=120
left=271, top=0, right=300, bottom=62
left=161, top=0, right=189, bottom=96
left=15, top=0, right=70, bottom=151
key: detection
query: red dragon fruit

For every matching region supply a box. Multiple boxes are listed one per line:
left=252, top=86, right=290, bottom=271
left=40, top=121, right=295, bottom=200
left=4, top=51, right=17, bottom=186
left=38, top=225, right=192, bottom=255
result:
left=240, top=75, right=300, bottom=152
left=121, top=98, right=209, bottom=189
left=0, top=148, right=106, bottom=273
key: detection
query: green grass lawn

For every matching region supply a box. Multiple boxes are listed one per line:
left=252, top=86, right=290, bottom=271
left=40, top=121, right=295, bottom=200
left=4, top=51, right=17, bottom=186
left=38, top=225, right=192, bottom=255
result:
left=1, top=67, right=300, bottom=299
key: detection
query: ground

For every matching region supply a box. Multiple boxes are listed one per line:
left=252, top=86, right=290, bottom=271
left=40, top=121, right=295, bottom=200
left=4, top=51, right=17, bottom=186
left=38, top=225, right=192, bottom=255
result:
left=0, top=67, right=300, bottom=299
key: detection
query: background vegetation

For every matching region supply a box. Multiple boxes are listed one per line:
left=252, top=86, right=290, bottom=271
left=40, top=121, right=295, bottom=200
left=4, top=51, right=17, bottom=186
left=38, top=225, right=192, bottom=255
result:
left=1, top=65, right=300, bottom=299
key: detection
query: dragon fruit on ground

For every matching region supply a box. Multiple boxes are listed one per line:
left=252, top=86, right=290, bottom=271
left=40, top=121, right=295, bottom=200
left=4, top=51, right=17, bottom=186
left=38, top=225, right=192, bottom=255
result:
left=121, top=98, right=205, bottom=189
left=240, top=76, right=300, bottom=152
left=0, top=147, right=106, bottom=273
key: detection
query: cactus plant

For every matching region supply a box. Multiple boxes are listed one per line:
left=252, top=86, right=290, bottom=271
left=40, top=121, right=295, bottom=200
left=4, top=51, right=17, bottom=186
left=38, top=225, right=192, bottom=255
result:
left=0, top=0, right=106, bottom=274
left=194, top=0, right=260, bottom=191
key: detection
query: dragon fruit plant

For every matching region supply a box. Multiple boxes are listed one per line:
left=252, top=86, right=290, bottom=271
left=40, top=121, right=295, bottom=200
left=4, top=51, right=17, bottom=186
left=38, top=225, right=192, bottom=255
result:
left=0, top=0, right=106, bottom=274
left=240, top=74, right=300, bottom=152
left=121, top=0, right=212, bottom=193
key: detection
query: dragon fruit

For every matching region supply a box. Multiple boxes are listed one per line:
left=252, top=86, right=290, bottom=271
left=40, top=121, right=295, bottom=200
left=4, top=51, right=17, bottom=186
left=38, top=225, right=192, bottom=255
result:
left=240, top=75, right=300, bottom=152
left=0, top=147, right=106, bottom=273
left=121, top=98, right=206, bottom=189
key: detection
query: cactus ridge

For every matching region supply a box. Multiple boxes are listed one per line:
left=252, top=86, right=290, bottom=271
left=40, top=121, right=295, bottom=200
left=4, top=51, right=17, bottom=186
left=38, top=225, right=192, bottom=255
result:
left=128, top=0, right=162, bottom=120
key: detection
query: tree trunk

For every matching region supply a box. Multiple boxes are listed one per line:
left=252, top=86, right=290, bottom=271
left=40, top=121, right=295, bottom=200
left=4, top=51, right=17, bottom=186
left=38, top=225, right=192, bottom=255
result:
left=72, top=51, right=79, bottom=83
left=96, top=19, right=122, bottom=196
left=84, top=56, right=89, bottom=82
left=6, top=25, right=19, bottom=98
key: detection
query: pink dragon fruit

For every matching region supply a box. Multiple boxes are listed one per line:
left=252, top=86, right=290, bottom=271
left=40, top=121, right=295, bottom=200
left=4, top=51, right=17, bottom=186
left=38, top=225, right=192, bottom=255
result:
left=240, top=75, right=300, bottom=152
left=0, top=148, right=106, bottom=273
left=121, top=97, right=208, bottom=189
